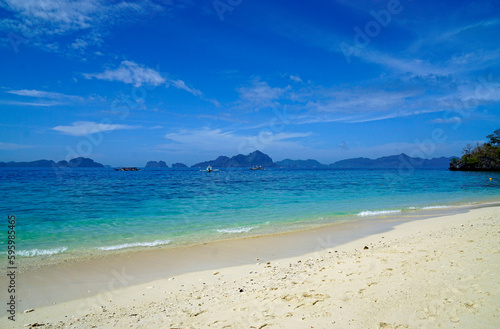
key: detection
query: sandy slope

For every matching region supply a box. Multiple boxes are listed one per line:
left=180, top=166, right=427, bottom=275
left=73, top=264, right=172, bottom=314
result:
left=3, top=206, right=500, bottom=329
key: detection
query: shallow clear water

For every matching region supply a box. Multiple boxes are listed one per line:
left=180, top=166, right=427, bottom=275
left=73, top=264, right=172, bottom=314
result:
left=1, top=167, right=499, bottom=259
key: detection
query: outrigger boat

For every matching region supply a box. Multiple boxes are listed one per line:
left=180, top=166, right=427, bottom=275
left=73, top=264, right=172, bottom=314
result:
left=114, top=167, right=140, bottom=171
left=200, top=165, right=219, bottom=172
left=250, top=165, right=264, bottom=170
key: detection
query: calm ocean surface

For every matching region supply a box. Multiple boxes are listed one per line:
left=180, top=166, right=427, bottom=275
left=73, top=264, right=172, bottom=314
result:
left=1, top=167, right=499, bottom=261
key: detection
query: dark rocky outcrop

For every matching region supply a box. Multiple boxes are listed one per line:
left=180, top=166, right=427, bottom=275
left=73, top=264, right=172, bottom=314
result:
left=145, top=161, right=169, bottom=168
left=449, top=156, right=500, bottom=171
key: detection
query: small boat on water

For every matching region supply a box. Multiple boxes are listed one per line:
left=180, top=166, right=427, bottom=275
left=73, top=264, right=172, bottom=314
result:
left=114, top=167, right=140, bottom=171
left=250, top=165, right=264, bottom=170
left=200, top=165, right=219, bottom=172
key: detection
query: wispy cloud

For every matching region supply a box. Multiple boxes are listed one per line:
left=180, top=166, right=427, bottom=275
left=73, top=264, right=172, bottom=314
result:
left=52, top=121, right=138, bottom=136
left=230, top=69, right=500, bottom=126
left=0, top=100, right=62, bottom=107
left=168, top=79, right=203, bottom=97
left=0, top=142, right=33, bottom=150
left=162, top=127, right=311, bottom=154
left=5, top=89, right=83, bottom=101
left=430, top=117, right=461, bottom=124
left=236, top=80, right=289, bottom=110
left=2, top=89, right=84, bottom=107
left=1, top=0, right=99, bottom=34
left=262, top=2, right=499, bottom=80
left=305, top=89, right=419, bottom=114
left=83, top=60, right=205, bottom=97
left=83, top=61, right=166, bottom=87
left=290, top=75, right=303, bottom=83
left=0, top=0, right=166, bottom=53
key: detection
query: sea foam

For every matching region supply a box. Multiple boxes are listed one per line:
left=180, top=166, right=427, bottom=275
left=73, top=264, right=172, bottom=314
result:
left=357, top=209, right=402, bottom=217
left=97, top=240, right=171, bottom=251
left=216, top=227, right=255, bottom=234
left=16, top=247, right=68, bottom=257
left=421, top=205, right=453, bottom=210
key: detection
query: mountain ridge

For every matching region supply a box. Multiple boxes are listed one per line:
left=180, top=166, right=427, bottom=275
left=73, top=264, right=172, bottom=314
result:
left=191, top=150, right=275, bottom=168
left=330, top=153, right=456, bottom=169
left=0, top=157, right=104, bottom=168
left=275, top=159, right=328, bottom=168
left=145, top=161, right=169, bottom=168
left=0, top=153, right=457, bottom=169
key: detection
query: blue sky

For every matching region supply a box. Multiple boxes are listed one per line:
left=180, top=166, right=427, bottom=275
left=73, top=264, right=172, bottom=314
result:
left=0, top=0, right=499, bottom=166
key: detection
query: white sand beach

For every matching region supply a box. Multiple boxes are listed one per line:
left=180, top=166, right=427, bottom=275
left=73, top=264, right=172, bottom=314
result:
left=2, top=205, right=499, bottom=329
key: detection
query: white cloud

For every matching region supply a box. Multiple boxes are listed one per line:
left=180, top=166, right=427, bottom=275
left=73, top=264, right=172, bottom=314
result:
left=168, top=79, right=203, bottom=97
left=5, top=89, right=83, bottom=101
left=290, top=75, right=303, bottom=83
left=0, top=0, right=165, bottom=53
left=239, top=81, right=286, bottom=102
left=238, top=71, right=500, bottom=126
left=83, top=61, right=166, bottom=87
left=433, top=78, right=500, bottom=112
left=52, top=121, right=138, bottom=136
left=237, top=80, right=289, bottom=110
left=83, top=61, right=204, bottom=97
left=71, top=38, right=88, bottom=50
left=307, top=89, right=419, bottom=114
left=1, top=0, right=98, bottom=33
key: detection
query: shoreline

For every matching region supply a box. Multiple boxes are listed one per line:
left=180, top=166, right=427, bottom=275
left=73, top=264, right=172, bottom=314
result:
left=2, top=203, right=498, bottom=328
left=8, top=199, right=497, bottom=272
left=3, top=205, right=476, bottom=309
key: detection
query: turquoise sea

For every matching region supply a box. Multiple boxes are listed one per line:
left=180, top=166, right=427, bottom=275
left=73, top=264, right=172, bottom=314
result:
left=1, top=167, right=499, bottom=263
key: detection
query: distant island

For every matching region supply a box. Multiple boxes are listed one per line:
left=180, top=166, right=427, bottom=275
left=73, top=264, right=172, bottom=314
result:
left=275, top=159, right=328, bottom=168
left=191, top=150, right=274, bottom=168
left=272, top=153, right=454, bottom=169
left=190, top=150, right=455, bottom=169
left=145, top=161, right=169, bottom=168
left=0, top=151, right=462, bottom=170
left=0, top=157, right=104, bottom=168
left=330, top=153, right=456, bottom=169
left=144, top=161, right=189, bottom=168
left=172, top=162, right=188, bottom=168
left=450, top=129, right=500, bottom=171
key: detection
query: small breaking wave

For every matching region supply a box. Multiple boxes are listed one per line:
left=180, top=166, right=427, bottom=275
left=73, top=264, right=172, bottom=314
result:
left=357, top=209, right=402, bottom=217
left=97, top=240, right=171, bottom=251
left=421, top=205, right=453, bottom=210
left=16, top=247, right=68, bottom=257
left=216, top=226, right=255, bottom=234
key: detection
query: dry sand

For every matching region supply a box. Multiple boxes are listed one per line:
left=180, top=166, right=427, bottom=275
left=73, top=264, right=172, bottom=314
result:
left=2, top=206, right=499, bottom=329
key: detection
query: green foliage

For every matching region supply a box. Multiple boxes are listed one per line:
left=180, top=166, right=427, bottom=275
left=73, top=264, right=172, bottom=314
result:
left=486, top=128, right=500, bottom=146
left=451, top=129, right=500, bottom=171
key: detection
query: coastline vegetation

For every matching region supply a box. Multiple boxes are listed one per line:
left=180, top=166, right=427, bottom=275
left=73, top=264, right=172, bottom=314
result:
left=450, top=129, right=500, bottom=171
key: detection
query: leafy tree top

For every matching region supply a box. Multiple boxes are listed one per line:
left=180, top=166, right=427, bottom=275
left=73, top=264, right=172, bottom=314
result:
left=487, top=129, right=500, bottom=146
